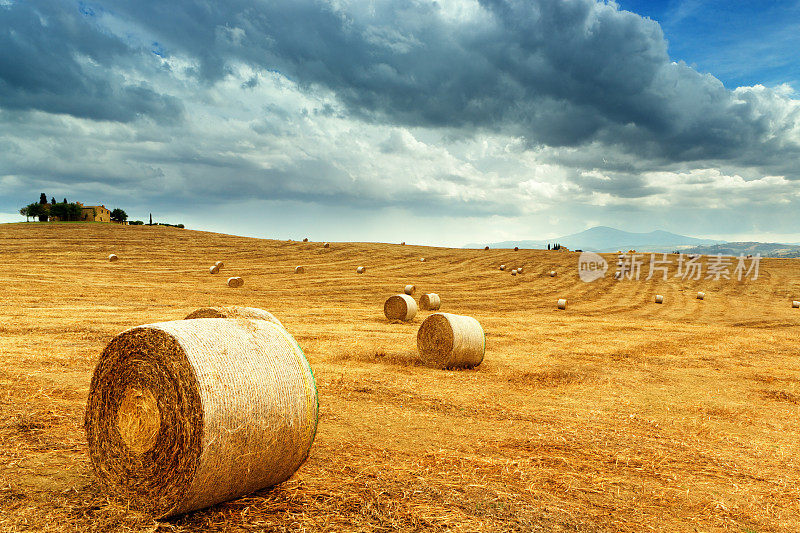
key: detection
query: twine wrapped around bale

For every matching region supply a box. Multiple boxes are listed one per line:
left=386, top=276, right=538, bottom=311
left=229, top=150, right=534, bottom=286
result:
left=419, top=293, right=441, bottom=311
left=549, top=271, right=557, bottom=277
left=557, top=298, right=567, bottom=310
left=184, top=306, right=282, bottom=327
left=404, top=284, right=416, bottom=295
left=697, top=292, right=705, bottom=300
left=793, top=301, right=800, bottom=308
left=499, top=265, right=506, bottom=271
left=109, top=254, right=119, bottom=262
left=295, top=266, right=305, bottom=274
left=655, top=295, right=664, bottom=304
left=511, top=270, right=517, bottom=276
left=209, top=265, right=220, bottom=274
left=227, top=277, right=244, bottom=288
left=384, top=294, right=417, bottom=321
left=417, top=313, right=484, bottom=369
left=356, top=266, right=365, bottom=274
left=84, top=318, right=318, bottom=518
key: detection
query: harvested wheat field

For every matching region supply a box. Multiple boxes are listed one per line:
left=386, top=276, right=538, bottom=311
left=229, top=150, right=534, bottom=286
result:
left=1, top=223, right=799, bottom=532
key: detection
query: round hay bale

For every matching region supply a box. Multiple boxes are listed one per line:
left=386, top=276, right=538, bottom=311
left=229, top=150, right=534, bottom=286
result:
left=517, top=267, right=524, bottom=274
left=209, top=265, right=220, bottom=274
left=404, top=284, right=416, bottom=295
left=323, top=242, right=330, bottom=248
left=514, top=246, right=519, bottom=251
left=549, top=271, right=557, bottom=277
left=108, top=254, right=119, bottom=262
left=416, top=313, right=484, bottom=369
left=655, top=295, right=664, bottom=304
left=302, top=238, right=308, bottom=242
left=384, top=294, right=417, bottom=321
left=419, top=293, right=441, bottom=311
left=499, top=264, right=506, bottom=271
left=793, top=301, right=800, bottom=308
left=557, top=298, right=567, bottom=310
left=511, top=269, right=517, bottom=276
left=420, top=257, right=426, bottom=262
left=184, top=306, right=282, bottom=327
left=214, top=261, right=224, bottom=268
left=295, top=266, right=305, bottom=274
left=227, top=277, right=244, bottom=288
left=484, top=246, right=489, bottom=250
left=356, top=266, right=365, bottom=274
left=84, top=318, right=318, bottom=518
left=401, top=242, right=406, bottom=245
left=697, top=291, right=705, bottom=300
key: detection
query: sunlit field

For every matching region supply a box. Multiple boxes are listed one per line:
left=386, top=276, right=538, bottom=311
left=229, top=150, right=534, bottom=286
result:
left=1, top=223, right=798, bottom=532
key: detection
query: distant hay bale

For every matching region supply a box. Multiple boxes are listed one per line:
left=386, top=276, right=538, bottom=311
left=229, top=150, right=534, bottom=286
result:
left=417, top=313, right=484, bottom=369
left=517, top=267, right=524, bottom=274
left=384, top=294, right=417, bottom=321
left=419, top=293, right=441, bottom=311
left=404, top=284, right=416, bottom=295
left=227, top=277, right=244, bottom=288
left=295, top=266, right=305, bottom=274
left=184, top=306, right=282, bottom=327
left=514, top=246, right=519, bottom=251
left=323, top=242, right=330, bottom=248
left=655, top=295, right=664, bottom=304
left=697, top=291, right=705, bottom=300
left=484, top=246, right=489, bottom=250
left=499, top=264, right=506, bottom=271
left=108, top=254, right=118, bottom=262
left=549, top=271, right=557, bottom=277
left=302, top=238, right=308, bottom=242
left=557, top=298, right=567, bottom=310
left=420, top=257, right=426, bottom=262
left=793, top=301, right=800, bottom=308
left=209, top=265, right=220, bottom=274
left=401, top=242, right=406, bottom=245
left=511, top=269, right=517, bottom=276
left=84, top=318, right=318, bottom=518
left=214, top=261, right=224, bottom=268
left=356, top=266, right=366, bottom=274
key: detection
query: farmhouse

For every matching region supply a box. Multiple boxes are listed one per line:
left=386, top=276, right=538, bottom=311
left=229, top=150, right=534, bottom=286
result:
left=76, top=203, right=111, bottom=222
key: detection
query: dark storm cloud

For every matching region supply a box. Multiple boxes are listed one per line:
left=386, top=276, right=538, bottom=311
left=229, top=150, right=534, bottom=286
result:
left=91, top=0, right=799, bottom=171
left=0, top=0, right=182, bottom=122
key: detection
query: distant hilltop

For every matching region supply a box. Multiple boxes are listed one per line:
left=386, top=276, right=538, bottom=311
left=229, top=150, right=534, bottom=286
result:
left=465, top=226, right=725, bottom=253
left=682, top=242, right=800, bottom=259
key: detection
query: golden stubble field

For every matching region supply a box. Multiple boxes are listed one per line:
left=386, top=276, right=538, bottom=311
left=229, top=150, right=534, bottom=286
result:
left=1, top=222, right=799, bottom=532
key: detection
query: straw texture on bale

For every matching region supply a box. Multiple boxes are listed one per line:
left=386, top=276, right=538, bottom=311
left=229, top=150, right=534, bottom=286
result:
left=384, top=294, right=417, bottom=321
left=499, top=265, right=506, bottom=271
left=356, top=266, right=365, bottom=274
left=793, top=301, right=800, bottom=308
left=697, top=292, right=705, bottom=300
left=419, top=293, right=441, bottom=311
left=549, top=271, right=557, bottom=277
left=184, top=306, right=282, bottom=327
left=214, top=261, right=224, bottom=268
left=416, top=313, right=485, bottom=369
left=511, top=270, right=517, bottom=276
left=404, top=284, right=416, bottom=295
left=655, top=295, right=664, bottom=304
left=227, top=277, right=244, bottom=288
left=557, top=298, right=567, bottom=310
left=84, top=318, right=318, bottom=518
left=108, top=254, right=119, bottom=262
left=209, top=265, right=220, bottom=274
left=295, top=266, right=305, bottom=274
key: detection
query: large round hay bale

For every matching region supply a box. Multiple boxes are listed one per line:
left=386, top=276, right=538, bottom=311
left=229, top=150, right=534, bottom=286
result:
left=214, top=261, right=224, bottom=268
left=227, top=277, right=244, bottom=288
left=514, top=246, right=519, bottom=251
left=419, top=293, right=441, bottom=311
left=793, top=301, right=800, bottom=309
left=84, top=318, right=318, bottom=518
left=295, top=266, right=305, bottom=274
left=302, top=238, right=309, bottom=242
left=404, top=284, right=416, bottom=295
left=517, top=267, right=524, bottom=274
left=557, top=298, right=567, bottom=310
left=697, top=291, right=705, bottom=300
left=401, top=241, right=406, bottom=245
left=323, top=242, right=330, bottom=248
left=356, top=266, right=365, bottom=274
left=384, top=294, right=417, bottom=321
left=209, top=265, right=220, bottom=274
left=549, top=271, right=557, bottom=277
left=499, top=264, right=506, bottom=271
left=417, top=313, right=484, bottom=369
left=420, top=257, right=426, bottom=262
left=655, top=295, right=664, bottom=304
left=184, top=306, right=282, bottom=327
left=484, top=246, right=489, bottom=250
left=511, top=269, right=517, bottom=276
left=108, top=254, right=119, bottom=262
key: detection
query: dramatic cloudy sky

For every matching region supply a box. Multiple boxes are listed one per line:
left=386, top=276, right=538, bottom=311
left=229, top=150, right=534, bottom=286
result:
left=1, top=0, right=799, bottom=245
